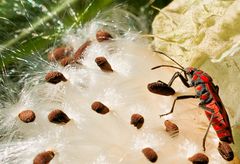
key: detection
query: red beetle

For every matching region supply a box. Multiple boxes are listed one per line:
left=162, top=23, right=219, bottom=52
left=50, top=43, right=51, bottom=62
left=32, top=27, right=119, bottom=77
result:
left=150, top=51, right=234, bottom=151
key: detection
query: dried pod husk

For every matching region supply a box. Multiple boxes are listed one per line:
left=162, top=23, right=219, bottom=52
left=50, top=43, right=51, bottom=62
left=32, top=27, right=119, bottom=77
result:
left=18, top=110, right=36, bottom=123
left=60, top=56, right=76, bottom=67
left=188, top=153, right=209, bottom=164
left=91, top=101, right=110, bottom=114
left=96, top=30, right=112, bottom=42
left=148, top=81, right=175, bottom=96
left=95, top=56, right=113, bottom=72
left=48, top=46, right=72, bottom=62
left=142, top=147, right=158, bottom=163
left=45, top=71, right=67, bottom=84
left=218, top=142, right=234, bottom=161
left=131, top=114, right=144, bottom=129
left=73, top=40, right=91, bottom=60
left=164, top=120, right=179, bottom=136
left=33, top=151, right=55, bottom=164
left=48, top=109, right=70, bottom=124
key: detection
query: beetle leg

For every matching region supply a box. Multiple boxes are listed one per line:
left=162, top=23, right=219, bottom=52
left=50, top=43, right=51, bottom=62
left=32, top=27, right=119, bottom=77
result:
left=168, top=72, right=191, bottom=88
left=160, top=95, right=198, bottom=117
left=199, top=103, right=215, bottom=151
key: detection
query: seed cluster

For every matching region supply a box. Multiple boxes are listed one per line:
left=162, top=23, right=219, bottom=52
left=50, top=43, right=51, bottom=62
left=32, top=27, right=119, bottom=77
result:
left=16, top=29, right=233, bottom=163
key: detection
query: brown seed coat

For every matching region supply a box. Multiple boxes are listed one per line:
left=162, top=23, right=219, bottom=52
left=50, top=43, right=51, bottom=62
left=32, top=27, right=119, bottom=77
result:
left=18, top=110, right=36, bottom=123
left=48, top=109, right=70, bottom=124
left=60, top=56, right=76, bottom=67
left=164, top=120, right=179, bottom=135
left=147, top=81, right=175, bottom=96
left=218, top=142, right=234, bottom=161
left=131, top=114, right=144, bottom=129
left=188, top=153, right=209, bottom=164
left=91, top=101, right=110, bottom=114
left=45, top=71, right=67, bottom=84
left=48, top=47, right=72, bottom=62
left=74, top=40, right=91, bottom=60
left=95, top=57, right=113, bottom=72
left=96, top=30, right=112, bottom=42
left=33, top=151, right=55, bottom=164
left=142, top=147, right=158, bottom=163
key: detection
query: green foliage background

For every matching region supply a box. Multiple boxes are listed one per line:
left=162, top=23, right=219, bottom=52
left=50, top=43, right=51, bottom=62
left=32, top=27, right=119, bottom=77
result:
left=0, top=0, right=171, bottom=70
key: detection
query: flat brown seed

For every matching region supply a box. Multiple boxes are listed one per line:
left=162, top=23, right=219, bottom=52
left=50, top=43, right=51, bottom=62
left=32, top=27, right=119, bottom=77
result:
left=60, top=56, right=76, bottom=67
left=33, top=151, right=55, bottom=164
left=164, top=120, right=179, bottom=135
left=48, top=109, right=70, bottom=124
left=96, top=30, right=112, bottom=42
left=218, top=142, right=234, bottom=161
left=74, top=40, right=91, bottom=60
left=18, top=110, right=36, bottom=123
left=48, top=47, right=72, bottom=62
left=131, top=114, right=144, bottom=129
left=95, top=57, right=113, bottom=72
left=142, top=147, right=158, bottom=163
left=188, top=153, right=209, bottom=164
left=91, top=101, right=110, bottom=114
left=45, top=71, right=67, bottom=84
left=147, top=81, right=175, bottom=96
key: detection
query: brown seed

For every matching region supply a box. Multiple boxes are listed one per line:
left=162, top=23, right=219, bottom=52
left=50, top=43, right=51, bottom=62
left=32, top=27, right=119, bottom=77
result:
left=18, top=110, right=36, bottom=123
left=45, top=71, right=67, bottom=84
left=95, top=57, right=113, bottom=72
left=218, top=142, right=234, bottom=161
left=91, top=101, right=110, bottom=114
left=48, top=109, right=70, bottom=124
left=48, top=47, right=72, bottom=62
left=96, top=30, right=112, bottom=42
left=164, top=120, right=179, bottom=135
left=73, top=40, right=91, bottom=60
left=33, top=151, right=55, bottom=164
left=147, top=81, right=175, bottom=96
left=131, top=114, right=144, bottom=129
left=60, top=56, right=76, bottom=67
left=142, top=147, right=158, bottom=163
left=188, top=153, right=209, bottom=164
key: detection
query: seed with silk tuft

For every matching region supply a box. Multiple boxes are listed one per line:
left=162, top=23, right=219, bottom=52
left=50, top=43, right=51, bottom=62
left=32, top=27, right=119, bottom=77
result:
left=74, top=40, right=91, bottom=60
left=33, top=150, right=55, bottom=164
left=95, top=56, right=113, bottom=72
left=130, top=114, right=144, bottom=129
left=96, top=30, right=112, bottom=42
left=45, top=71, right=67, bottom=84
left=142, top=147, right=158, bottom=163
left=91, top=101, right=110, bottom=114
left=147, top=81, right=175, bottom=96
left=48, top=46, right=72, bottom=62
left=188, top=153, right=209, bottom=164
left=18, top=110, right=36, bottom=123
left=164, top=120, right=179, bottom=136
left=48, top=109, right=70, bottom=124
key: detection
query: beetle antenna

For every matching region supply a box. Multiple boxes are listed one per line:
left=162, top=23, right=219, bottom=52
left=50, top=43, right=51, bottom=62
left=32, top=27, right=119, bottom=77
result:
left=151, top=65, right=185, bottom=72
left=153, top=50, right=184, bottom=69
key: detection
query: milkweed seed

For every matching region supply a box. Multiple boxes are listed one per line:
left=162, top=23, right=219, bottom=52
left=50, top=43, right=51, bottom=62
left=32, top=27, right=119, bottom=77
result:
left=218, top=142, right=234, bottom=161
left=96, top=30, right=112, bottom=42
left=48, top=109, right=70, bottom=124
left=95, top=57, right=113, bottom=72
left=147, top=81, right=175, bottom=96
left=33, top=150, right=55, bottom=164
left=74, top=40, right=91, bottom=60
left=45, top=71, right=67, bottom=84
left=48, top=47, right=72, bottom=62
left=60, top=56, right=75, bottom=67
left=18, top=110, right=36, bottom=123
left=142, top=147, right=158, bottom=163
left=188, top=153, right=209, bottom=164
left=164, top=120, right=179, bottom=136
left=91, top=101, right=110, bottom=114
left=131, top=114, right=144, bottom=129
